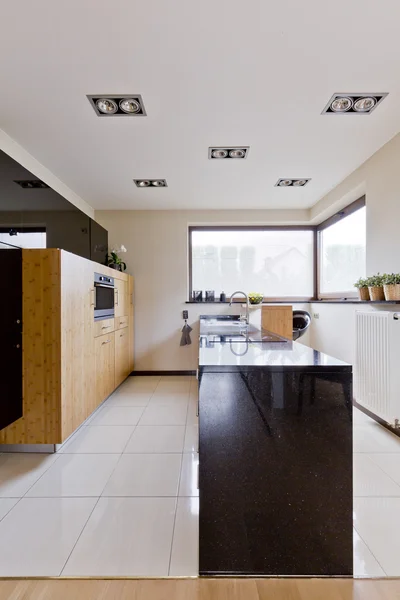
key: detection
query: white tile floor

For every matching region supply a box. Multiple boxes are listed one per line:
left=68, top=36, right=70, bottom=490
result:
left=0, top=376, right=199, bottom=577
left=0, top=376, right=399, bottom=577
left=353, top=407, right=400, bottom=577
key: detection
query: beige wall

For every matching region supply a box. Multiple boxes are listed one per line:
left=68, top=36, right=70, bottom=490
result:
left=96, top=210, right=310, bottom=370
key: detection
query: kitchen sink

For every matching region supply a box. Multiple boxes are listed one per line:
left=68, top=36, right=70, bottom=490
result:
left=199, top=315, right=286, bottom=343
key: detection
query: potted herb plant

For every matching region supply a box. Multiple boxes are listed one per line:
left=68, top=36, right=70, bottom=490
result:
left=107, top=245, right=127, bottom=271
left=382, top=273, right=400, bottom=301
left=366, top=273, right=385, bottom=301
left=354, top=277, right=370, bottom=301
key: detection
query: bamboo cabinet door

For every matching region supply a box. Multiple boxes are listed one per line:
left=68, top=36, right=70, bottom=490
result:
left=115, top=328, right=130, bottom=387
left=114, top=279, right=127, bottom=318
left=128, top=276, right=134, bottom=372
left=95, top=332, right=115, bottom=406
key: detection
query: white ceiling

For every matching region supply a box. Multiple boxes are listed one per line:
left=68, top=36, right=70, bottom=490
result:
left=1, top=0, right=400, bottom=211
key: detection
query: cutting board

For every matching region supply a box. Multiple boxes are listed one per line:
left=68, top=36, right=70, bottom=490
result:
left=261, top=305, right=293, bottom=340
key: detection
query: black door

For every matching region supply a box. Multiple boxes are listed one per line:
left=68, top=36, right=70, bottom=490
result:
left=0, top=248, right=23, bottom=431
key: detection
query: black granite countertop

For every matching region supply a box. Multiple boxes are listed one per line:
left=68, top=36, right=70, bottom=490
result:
left=199, top=339, right=351, bottom=372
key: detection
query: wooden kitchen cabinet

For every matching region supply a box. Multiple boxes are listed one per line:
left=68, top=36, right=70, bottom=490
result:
left=128, top=276, right=134, bottom=372
left=115, top=328, right=130, bottom=387
left=0, top=249, right=134, bottom=446
left=95, top=332, right=115, bottom=405
left=114, top=278, right=128, bottom=318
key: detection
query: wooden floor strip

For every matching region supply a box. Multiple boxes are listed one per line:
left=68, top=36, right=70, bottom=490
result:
left=1, top=578, right=400, bottom=600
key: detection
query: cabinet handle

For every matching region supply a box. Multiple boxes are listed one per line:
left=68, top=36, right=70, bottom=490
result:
left=90, top=288, right=95, bottom=307
left=120, top=332, right=126, bottom=337
left=115, top=288, right=119, bottom=306
left=102, top=325, right=111, bottom=329
left=102, top=339, right=112, bottom=345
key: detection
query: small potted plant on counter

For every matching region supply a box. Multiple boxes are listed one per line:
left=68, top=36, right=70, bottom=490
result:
left=382, top=273, right=400, bottom=301
left=354, top=277, right=370, bottom=301
left=107, top=245, right=127, bottom=271
left=366, top=273, right=385, bottom=301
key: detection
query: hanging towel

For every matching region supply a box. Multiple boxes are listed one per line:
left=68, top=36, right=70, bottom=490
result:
left=180, top=321, right=193, bottom=346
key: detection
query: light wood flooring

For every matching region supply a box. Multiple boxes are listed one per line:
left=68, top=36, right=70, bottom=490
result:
left=1, top=578, right=400, bottom=600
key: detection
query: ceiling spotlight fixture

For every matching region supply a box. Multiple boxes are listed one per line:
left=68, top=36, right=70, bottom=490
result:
left=275, top=178, right=311, bottom=187
left=87, top=95, right=146, bottom=116
left=354, top=96, right=376, bottom=112
left=209, top=147, right=249, bottom=159
left=119, top=98, right=141, bottom=114
left=322, top=93, right=387, bottom=115
left=96, top=98, right=118, bottom=114
left=212, top=149, right=228, bottom=159
left=229, top=149, right=246, bottom=159
left=134, top=179, right=167, bottom=188
left=331, top=97, right=353, bottom=113
left=14, top=179, right=49, bottom=189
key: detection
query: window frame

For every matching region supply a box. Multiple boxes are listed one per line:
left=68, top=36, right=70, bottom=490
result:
left=188, top=225, right=318, bottom=302
left=316, top=195, right=366, bottom=300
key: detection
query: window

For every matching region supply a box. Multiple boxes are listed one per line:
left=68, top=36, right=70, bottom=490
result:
left=189, top=227, right=315, bottom=300
left=317, top=197, right=366, bottom=298
left=0, top=228, right=46, bottom=249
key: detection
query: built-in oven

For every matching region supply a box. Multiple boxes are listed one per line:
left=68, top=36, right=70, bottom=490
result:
left=94, top=273, right=115, bottom=320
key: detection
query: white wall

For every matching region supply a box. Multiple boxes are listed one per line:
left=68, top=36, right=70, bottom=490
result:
left=309, top=303, right=399, bottom=365
left=309, top=132, right=400, bottom=364
left=96, top=209, right=310, bottom=370
left=311, top=132, right=400, bottom=274
left=98, top=133, right=400, bottom=370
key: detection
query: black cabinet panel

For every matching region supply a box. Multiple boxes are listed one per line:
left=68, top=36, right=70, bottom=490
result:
left=199, top=369, right=353, bottom=576
left=0, top=149, right=108, bottom=265
left=0, top=248, right=23, bottom=430
left=90, top=218, right=108, bottom=265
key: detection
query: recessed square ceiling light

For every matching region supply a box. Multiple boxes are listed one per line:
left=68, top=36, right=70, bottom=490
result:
left=275, top=178, right=311, bottom=187
left=322, top=93, right=388, bottom=115
left=209, top=147, right=249, bottom=159
left=14, top=179, right=49, bottom=189
left=87, top=95, right=146, bottom=116
left=134, top=179, right=167, bottom=187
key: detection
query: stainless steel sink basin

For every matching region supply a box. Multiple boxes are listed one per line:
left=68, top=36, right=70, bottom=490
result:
left=200, top=317, right=258, bottom=336
left=199, top=315, right=287, bottom=343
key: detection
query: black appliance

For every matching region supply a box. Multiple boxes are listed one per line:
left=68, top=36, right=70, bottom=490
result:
left=0, top=248, right=23, bottom=431
left=94, top=273, right=115, bottom=320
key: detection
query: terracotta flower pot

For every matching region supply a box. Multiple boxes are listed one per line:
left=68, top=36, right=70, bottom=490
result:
left=368, top=286, right=385, bottom=301
left=358, top=287, right=370, bottom=301
left=383, top=283, right=400, bottom=301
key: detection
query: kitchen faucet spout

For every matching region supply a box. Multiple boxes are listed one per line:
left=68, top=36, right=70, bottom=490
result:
left=229, top=291, right=249, bottom=325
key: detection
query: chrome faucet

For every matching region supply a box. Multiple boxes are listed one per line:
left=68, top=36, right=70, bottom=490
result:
left=229, top=291, right=249, bottom=325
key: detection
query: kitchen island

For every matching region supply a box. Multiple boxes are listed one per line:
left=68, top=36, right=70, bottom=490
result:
left=198, top=316, right=353, bottom=577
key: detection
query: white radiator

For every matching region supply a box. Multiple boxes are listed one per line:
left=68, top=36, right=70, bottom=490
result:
left=355, top=310, right=400, bottom=425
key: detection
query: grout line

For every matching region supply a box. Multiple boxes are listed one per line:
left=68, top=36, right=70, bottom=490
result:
left=18, top=454, right=62, bottom=499
left=353, top=523, right=387, bottom=576
left=59, top=496, right=101, bottom=576
left=167, top=453, right=183, bottom=576
left=0, top=498, right=21, bottom=524
left=365, top=455, right=400, bottom=490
